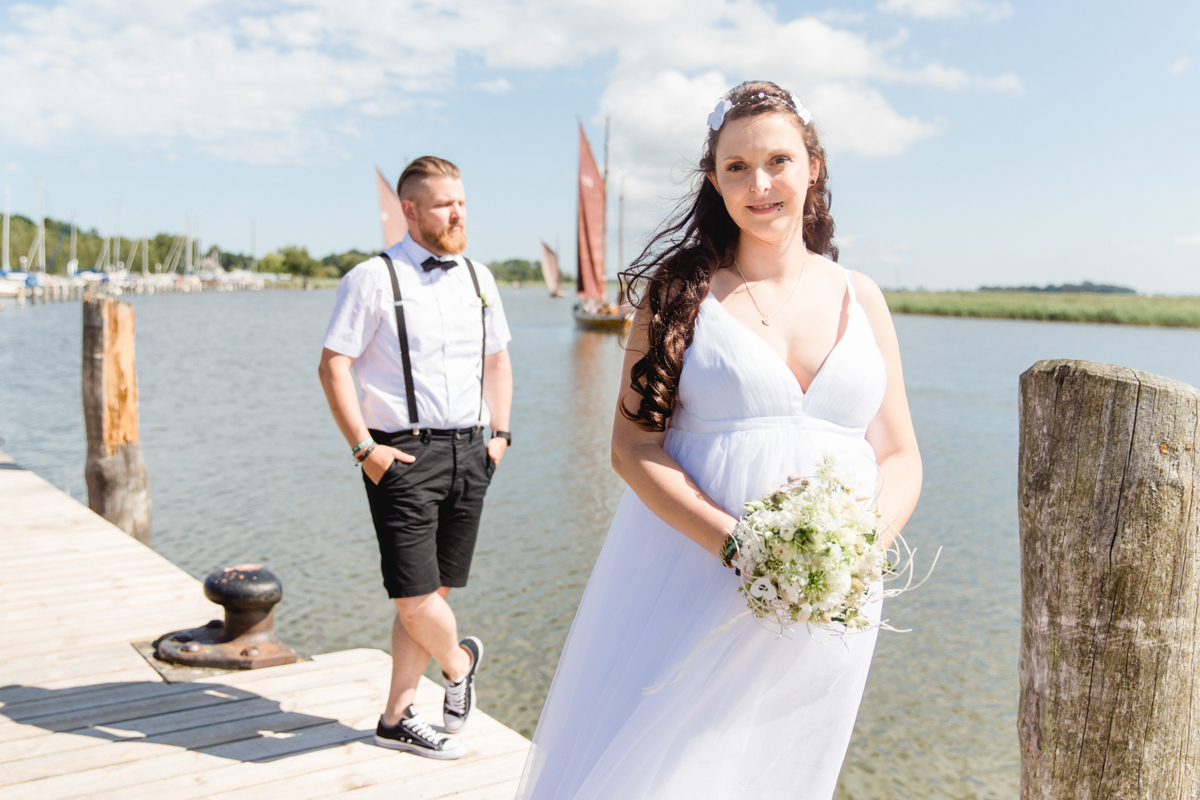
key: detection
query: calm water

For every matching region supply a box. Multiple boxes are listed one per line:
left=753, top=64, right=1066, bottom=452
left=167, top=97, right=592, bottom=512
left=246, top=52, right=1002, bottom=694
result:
left=3, top=290, right=1199, bottom=799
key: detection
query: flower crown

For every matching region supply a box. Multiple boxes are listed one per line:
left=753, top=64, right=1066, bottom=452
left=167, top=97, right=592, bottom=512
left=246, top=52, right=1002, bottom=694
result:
left=707, top=90, right=813, bottom=132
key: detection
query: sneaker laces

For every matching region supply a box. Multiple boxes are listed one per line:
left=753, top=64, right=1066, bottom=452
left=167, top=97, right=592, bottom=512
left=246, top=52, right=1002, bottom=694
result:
left=444, top=675, right=468, bottom=715
left=405, top=713, right=447, bottom=744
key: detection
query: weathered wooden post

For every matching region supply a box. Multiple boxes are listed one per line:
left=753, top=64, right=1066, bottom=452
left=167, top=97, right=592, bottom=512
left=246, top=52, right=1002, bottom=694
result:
left=1019, top=359, right=1200, bottom=799
left=83, top=294, right=151, bottom=545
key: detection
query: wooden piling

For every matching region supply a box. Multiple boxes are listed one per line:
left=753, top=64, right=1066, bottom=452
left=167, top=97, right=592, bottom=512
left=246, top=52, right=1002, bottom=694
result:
left=1018, top=359, right=1200, bottom=799
left=82, top=294, right=151, bottom=545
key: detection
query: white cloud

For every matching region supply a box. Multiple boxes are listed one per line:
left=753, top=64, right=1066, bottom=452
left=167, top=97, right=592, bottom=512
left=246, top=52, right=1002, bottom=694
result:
left=879, top=0, right=1013, bottom=21
left=1168, top=57, right=1190, bottom=76
left=0, top=0, right=1020, bottom=222
left=478, top=77, right=514, bottom=94
left=1175, top=234, right=1200, bottom=247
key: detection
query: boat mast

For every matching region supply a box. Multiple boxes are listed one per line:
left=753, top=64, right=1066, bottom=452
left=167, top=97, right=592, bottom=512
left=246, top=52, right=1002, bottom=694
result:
left=603, top=117, right=609, bottom=296
left=250, top=218, right=257, bottom=272
left=115, top=202, right=121, bottom=270
left=618, top=173, right=625, bottom=306
left=185, top=212, right=193, bottom=273
left=2, top=182, right=9, bottom=272
left=37, top=179, right=46, bottom=272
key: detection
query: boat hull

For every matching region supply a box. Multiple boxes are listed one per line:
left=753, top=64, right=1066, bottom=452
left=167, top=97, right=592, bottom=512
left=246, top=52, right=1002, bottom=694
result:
left=573, top=305, right=631, bottom=332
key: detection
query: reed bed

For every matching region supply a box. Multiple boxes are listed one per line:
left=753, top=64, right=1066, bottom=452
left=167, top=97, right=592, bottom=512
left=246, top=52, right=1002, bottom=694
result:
left=883, top=292, right=1200, bottom=328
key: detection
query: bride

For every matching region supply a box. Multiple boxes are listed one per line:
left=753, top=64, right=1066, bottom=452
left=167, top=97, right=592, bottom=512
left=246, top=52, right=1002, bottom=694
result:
left=516, top=81, right=922, bottom=800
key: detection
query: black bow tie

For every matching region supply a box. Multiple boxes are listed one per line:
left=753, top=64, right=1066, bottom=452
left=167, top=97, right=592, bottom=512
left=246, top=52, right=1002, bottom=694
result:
left=422, top=256, right=457, bottom=272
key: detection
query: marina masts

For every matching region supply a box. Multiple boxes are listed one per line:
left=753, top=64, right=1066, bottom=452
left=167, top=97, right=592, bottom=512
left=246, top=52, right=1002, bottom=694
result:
left=2, top=182, right=9, bottom=272
left=37, top=180, right=46, bottom=272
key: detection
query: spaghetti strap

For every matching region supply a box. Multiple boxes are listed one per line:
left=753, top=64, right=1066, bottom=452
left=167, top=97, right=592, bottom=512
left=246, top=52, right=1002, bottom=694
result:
left=843, top=267, right=857, bottom=303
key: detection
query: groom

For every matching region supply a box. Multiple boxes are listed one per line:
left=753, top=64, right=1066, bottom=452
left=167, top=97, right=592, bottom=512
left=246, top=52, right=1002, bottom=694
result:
left=318, top=156, right=513, bottom=759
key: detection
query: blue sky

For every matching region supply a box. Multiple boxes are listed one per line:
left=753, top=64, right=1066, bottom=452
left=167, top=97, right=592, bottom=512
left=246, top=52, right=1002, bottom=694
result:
left=1, top=0, right=1197, bottom=293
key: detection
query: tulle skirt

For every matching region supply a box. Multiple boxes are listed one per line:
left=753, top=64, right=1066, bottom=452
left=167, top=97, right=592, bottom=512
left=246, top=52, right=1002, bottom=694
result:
left=516, top=423, right=882, bottom=800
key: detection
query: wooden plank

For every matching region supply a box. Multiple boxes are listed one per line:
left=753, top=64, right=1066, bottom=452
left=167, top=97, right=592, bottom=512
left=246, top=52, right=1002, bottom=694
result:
left=0, top=653, right=397, bottom=754
left=82, top=726, right=523, bottom=800
left=0, top=649, right=385, bottom=721
left=0, top=460, right=530, bottom=797
left=0, top=603, right=217, bottom=639
left=0, top=593, right=211, bottom=630
left=0, top=690, right=388, bottom=786
left=431, top=776, right=522, bottom=800
left=0, top=666, right=167, bottom=715
left=0, top=573, right=202, bottom=603
left=0, top=644, right=143, bottom=681
left=304, top=749, right=530, bottom=800
left=0, top=670, right=386, bottom=764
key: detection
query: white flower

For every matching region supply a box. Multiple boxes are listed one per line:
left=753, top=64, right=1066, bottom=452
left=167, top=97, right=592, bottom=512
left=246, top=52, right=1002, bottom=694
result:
left=791, top=95, right=814, bottom=125
left=707, top=99, right=733, bottom=131
left=749, top=577, right=777, bottom=601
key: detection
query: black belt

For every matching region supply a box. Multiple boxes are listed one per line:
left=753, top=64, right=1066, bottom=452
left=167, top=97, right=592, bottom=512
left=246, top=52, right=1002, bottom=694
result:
left=371, top=426, right=482, bottom=444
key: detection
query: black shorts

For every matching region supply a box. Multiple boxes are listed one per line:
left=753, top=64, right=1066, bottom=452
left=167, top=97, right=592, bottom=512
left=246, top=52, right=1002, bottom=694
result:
left=362, top=428, right=495, bottom=598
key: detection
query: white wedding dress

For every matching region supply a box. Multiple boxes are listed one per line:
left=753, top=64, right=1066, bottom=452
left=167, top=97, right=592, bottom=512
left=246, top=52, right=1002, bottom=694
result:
left=516, top=269, right=889, bottom=800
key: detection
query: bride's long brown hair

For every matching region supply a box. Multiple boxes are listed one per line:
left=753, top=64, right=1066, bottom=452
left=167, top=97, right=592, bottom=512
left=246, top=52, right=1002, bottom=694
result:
left=619, top=80, right=838, bottom=431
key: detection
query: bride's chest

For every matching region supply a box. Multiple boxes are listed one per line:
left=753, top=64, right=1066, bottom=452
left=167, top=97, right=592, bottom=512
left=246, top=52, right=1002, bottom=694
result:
left=676, top=300, right=887, bottom=428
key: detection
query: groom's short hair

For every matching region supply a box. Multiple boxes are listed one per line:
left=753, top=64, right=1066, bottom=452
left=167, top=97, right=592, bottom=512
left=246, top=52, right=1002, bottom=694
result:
left=397, top=156, right=462, bottom=203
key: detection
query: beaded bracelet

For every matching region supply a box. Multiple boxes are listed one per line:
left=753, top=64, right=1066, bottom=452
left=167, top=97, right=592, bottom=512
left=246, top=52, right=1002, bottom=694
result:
left=720, top=532, right=740, bottom=568
left=351, top=438, right=374, bottom=455
left=354, top=442, right=376, bottom=465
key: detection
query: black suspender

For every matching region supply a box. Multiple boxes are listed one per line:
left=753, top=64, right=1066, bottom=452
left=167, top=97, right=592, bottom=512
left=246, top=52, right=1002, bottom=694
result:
left=462, top=258, right=487, bottom=427
left=380, top=252, right=420, bottom=432
left=378, top=252, right=487, bottom=433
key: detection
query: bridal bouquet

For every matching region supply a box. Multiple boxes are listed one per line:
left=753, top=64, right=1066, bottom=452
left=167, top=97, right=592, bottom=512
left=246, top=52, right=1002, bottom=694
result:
left=732, top=457, right=890, bottom=631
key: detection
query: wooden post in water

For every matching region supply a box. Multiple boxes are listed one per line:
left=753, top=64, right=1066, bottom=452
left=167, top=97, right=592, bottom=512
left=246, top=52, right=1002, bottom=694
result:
left=83, top=294, right=151, bottom=545
left=1019, top=359, right=1200, bottom=799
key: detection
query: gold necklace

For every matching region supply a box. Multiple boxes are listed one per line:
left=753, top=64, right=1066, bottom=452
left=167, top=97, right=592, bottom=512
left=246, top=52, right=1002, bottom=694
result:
left=732, top=249, right=808, bottom=327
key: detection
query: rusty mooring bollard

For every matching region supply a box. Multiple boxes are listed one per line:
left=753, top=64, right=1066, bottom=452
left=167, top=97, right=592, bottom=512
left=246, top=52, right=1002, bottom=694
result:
left=156, top=563, right=299, bottom=670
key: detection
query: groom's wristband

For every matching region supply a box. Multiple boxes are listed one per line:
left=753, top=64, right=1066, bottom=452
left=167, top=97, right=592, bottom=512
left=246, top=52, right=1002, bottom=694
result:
left=491, top=430, right=511, bottom=446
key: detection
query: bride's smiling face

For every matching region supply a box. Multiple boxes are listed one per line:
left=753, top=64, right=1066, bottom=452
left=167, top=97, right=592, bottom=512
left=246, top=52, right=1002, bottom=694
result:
left=709, top=112, right=818, bottom=244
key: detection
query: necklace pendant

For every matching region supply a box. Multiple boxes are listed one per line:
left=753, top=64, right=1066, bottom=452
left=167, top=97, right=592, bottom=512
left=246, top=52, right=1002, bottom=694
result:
left=762, top=316, right=772, bottom=326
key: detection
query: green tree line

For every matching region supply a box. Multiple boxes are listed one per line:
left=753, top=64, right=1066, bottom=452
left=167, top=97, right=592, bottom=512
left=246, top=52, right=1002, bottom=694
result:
left=2, top=213, right=571, bottom=283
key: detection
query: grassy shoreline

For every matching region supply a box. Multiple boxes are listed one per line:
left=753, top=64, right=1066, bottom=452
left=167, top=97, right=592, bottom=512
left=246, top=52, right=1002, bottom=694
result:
left=882, top=291, right=1200, bottom=328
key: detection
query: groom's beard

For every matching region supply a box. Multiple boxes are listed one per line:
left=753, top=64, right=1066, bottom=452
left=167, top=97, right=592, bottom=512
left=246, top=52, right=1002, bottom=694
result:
left=420, top=219, right=467, bottom=256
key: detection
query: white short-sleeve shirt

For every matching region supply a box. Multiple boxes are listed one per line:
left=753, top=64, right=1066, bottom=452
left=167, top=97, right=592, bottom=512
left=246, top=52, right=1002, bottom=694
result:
left=323, top=234, right=512, bottom=431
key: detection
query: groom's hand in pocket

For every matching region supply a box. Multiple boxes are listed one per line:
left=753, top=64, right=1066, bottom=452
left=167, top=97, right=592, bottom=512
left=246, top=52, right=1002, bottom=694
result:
left=363, top=444, right=416, bottom=485
left=486, top=437, right=507, bottom=464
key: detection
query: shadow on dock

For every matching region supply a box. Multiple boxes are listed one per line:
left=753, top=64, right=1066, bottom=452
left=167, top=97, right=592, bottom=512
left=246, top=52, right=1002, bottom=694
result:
left=0, top=680, right=377, bottom=764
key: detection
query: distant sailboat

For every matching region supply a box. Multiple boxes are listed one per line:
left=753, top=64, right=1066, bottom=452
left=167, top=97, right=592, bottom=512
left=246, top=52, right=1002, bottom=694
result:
left=541, top=241, right=564, bottom=297
left=376, top=168, right=407, bottom=248
left=572, top=123, right=630, bottom=332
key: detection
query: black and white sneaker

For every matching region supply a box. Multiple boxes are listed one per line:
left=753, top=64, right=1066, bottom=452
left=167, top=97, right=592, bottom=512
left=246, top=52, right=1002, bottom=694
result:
left=443, top=636, right=483, bottom=734
left=374, top=707, right=464, bottom=760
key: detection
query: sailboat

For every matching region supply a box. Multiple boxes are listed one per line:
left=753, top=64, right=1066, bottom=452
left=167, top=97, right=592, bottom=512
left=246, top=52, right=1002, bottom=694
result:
left=541, top=241, right=565, bottom=297
left=375, top=167, right=407, bottom=248
left=572, top=123, right=631, bottom=332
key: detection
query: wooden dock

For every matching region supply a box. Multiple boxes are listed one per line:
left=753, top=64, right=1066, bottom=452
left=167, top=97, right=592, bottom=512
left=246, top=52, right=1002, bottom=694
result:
left=0, top=450, right=530, bottom=799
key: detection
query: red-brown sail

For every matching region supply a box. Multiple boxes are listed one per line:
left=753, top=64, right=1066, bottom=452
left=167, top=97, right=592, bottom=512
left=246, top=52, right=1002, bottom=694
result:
left=376, top=167, right=407, bottom=248
left=576, top=125, right=606, bottom=301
